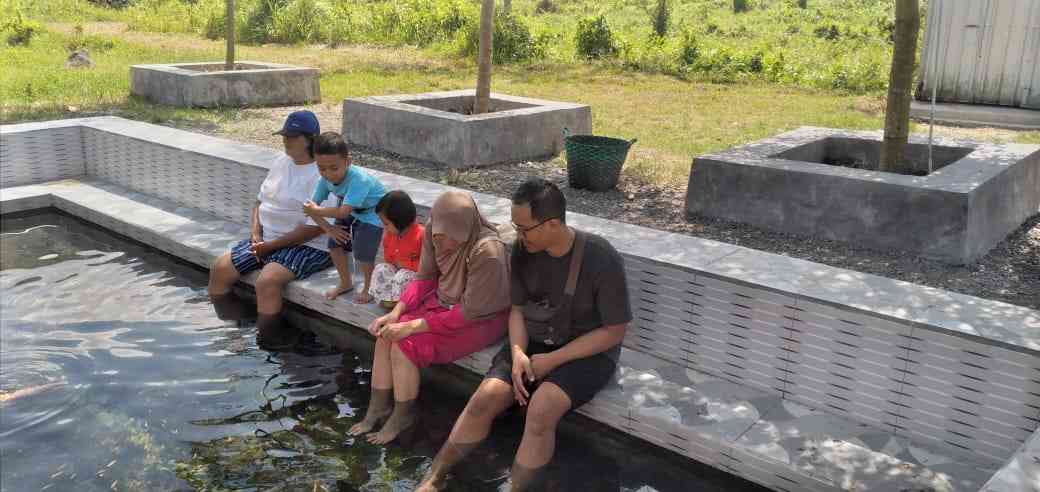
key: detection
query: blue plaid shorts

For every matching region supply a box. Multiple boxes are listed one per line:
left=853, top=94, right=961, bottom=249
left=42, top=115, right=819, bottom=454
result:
left=230, top=239, right=331, bottom=280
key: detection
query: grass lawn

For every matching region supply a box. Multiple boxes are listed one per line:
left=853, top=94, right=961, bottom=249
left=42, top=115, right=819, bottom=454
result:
left=2, top=22, right=1038, bottom=187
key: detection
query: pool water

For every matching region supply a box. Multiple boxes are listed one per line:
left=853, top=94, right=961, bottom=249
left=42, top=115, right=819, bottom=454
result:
left=0, top=211, right=762, bottom=492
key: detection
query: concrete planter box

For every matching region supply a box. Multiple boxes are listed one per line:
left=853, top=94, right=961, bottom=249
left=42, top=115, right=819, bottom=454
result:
left=130, top=61, right=320, bottom=108
left=342, top=90, right=591, bottom=168
left=686, top=127, right=1040, bottom=264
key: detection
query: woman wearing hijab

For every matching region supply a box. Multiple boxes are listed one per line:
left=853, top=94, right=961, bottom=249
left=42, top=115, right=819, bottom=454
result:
left=349, top=191, right=511, bottom=444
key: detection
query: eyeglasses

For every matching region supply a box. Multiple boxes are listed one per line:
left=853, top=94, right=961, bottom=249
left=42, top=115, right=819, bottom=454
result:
left=511, top=217, right=559, bottom=235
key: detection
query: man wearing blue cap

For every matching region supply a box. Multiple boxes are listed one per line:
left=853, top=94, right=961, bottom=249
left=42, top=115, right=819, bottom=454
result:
left=207, top=110, right=337, bottom=350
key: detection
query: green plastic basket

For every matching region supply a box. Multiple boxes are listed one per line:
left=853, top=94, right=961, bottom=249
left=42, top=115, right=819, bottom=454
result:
left=563, top=128, right=636, bottom=192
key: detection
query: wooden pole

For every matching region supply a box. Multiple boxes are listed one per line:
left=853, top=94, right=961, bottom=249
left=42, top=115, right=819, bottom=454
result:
left=880, top=0, right=920, bottom=172
left=474, top=0, right=495, bottom=114
left=225, top=0, right=235, bottom=70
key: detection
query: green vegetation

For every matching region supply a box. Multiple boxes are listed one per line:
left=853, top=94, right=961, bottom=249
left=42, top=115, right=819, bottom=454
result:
left=11, top=0, right=903, bottom=93
left=2, top=0, right=1038, bottom=186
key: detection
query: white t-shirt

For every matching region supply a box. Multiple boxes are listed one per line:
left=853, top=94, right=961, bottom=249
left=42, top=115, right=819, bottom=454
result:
left=256, top=154, right=331, bottom=252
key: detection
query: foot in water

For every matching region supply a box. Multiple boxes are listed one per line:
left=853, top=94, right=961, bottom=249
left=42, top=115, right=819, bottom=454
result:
left=415, top=474, right=447, bottom=492
left=347, top=388, right=392, bottom=436
left=325, top=283, right=354, bottom=300
left=354, top=290, right=373, bottom=304
left=347, top=408, right=390, bottom=436
left=366, top=399, right=416, bottom=444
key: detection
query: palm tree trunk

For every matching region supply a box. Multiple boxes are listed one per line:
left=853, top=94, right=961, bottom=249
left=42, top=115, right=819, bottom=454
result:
left=474, top=0, right=495, bottom=114
left=880, top=0, right=920, bottom=172
left=225, top=0, right=235, bottom=70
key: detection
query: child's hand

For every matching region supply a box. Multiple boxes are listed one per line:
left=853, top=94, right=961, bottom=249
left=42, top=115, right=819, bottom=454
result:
left=302, top=200, right=320, bottom=216
left=250, top=241, right=272, bottom=259
left=328, top=224, right=351, bottom=245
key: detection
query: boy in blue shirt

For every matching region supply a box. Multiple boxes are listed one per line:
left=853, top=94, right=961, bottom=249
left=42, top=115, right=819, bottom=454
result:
left=303, top=132, right=387, bottom=303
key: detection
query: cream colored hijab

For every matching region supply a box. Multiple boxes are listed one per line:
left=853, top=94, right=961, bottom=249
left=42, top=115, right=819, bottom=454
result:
left=417, top=191, right=510, bottom=321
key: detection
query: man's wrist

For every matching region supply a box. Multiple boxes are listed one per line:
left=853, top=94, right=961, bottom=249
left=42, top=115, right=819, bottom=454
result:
left=544, top=349, right=567, bottom=368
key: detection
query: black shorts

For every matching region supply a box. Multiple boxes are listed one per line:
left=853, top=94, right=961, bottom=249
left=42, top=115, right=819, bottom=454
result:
left=485, top=342, right=617, bottom=410
left=327, top=216, right=382, bottom=264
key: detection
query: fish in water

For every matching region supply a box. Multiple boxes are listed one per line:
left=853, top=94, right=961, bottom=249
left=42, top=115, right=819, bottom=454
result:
left=0, top=382, right=65, bottom=403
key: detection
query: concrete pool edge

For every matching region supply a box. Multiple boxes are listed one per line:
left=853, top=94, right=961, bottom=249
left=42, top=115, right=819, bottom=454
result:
left=1, top=186, right=769, bottom=491
left=1, top=178, right=1029, bottom=492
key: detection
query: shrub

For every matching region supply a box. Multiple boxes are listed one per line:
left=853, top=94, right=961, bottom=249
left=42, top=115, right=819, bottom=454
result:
left=748, top=51, right=764, bottom=72
left=575, top=15, right=616, bottom=59
left=269, top=0, right=327, bottom=44
left=4, top=13, right=41, bottom=46
left=322, top=5, right=356, bottom=48
left=65, top=25, right=116, bottom=52
left=678, top=29, right=699, bottom=66
left=460, top=12, right=534, bottom=63
left=373, top=0, right=474, bottom=47
left=534, top=0, right=557, bottom=14
left=242, top=0, right=290, bottom=44
left=650, top=0, right=669, bottom=37
left=531, top=29, right=562, bottom=59
left=87, top=0, right=134, bottom=8
left=813, top=23, right=839, bottom=40
left=203, top=9, right=224, bottom=40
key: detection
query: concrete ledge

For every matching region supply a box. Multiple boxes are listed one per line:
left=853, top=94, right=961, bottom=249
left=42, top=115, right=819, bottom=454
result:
left=980, top=427, right=1040, bottom=492
left=686, top=126, right=1040, bottom=264
left=0, top=179, right=1012, bottom=492
left=130, top=61, right=320, bottom=108
left=343, top=90, right=591, bottom=168
left=911, top=101, right=1040, bottom=131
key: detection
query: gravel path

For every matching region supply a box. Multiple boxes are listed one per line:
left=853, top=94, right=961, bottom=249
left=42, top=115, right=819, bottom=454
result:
left=353, top=147, right=1040, bottom=311
left=147, top=103, right=1040, bottom=310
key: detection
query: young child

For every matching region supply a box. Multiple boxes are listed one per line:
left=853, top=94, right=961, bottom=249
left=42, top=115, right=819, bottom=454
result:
left=303, top=132, right=387, bottom=303
left=369, top=190, right=425, bottom=309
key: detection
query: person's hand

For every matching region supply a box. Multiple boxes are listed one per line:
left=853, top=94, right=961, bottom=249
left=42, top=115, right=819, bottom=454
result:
left=530, top=353, right=557, bottom=381
left=510, top=348, right=534, bottom=405
left=327, top=224, right=351, bottom=245
left=302, top=200, right=321, bottom=217
left=249, top=241, right=273, bottom=259
left=378, top=321, right=416, bottom=342
left=367, top=313, right=397, bottom=336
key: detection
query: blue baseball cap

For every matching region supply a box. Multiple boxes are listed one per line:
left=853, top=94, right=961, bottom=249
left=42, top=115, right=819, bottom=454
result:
left=274, top=110, right=320, bottom=136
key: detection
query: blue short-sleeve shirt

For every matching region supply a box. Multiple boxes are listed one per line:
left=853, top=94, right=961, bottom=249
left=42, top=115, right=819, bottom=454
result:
left=311, top=165, right=386, bottom=227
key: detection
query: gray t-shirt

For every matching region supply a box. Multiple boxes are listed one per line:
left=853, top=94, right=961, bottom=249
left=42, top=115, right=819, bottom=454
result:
left=511, top=230, right=632, bottom=359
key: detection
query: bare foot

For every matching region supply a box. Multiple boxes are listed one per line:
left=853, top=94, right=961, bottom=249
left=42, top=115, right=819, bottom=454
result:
left=366, top=402, right=416, bottom=445
left=347, top=406, right=390, bottom=436
left=325, top=283, right=354, bottom=300
left=415, top=474, right=447, bottom=492
left=354, top=290, right=373, bottom=304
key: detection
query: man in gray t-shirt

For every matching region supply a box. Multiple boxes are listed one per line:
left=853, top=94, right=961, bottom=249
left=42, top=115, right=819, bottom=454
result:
left=417, top=179, right=632, bottom=492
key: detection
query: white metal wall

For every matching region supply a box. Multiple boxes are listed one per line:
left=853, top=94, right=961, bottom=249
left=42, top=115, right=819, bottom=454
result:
left=919, top=0, right=1040, bottom=109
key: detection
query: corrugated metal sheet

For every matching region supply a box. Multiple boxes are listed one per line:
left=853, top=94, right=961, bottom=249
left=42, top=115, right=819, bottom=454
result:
left=919, top=0, right=1040, bottom=109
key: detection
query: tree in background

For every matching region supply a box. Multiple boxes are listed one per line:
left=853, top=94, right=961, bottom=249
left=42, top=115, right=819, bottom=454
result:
left=652, top=0, right=669, bottom=37
left=880, top=0, right=919, bottom=172
left=225, top=0, right=235, bottom=70
left=474, top=0, right=495, bottom=114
